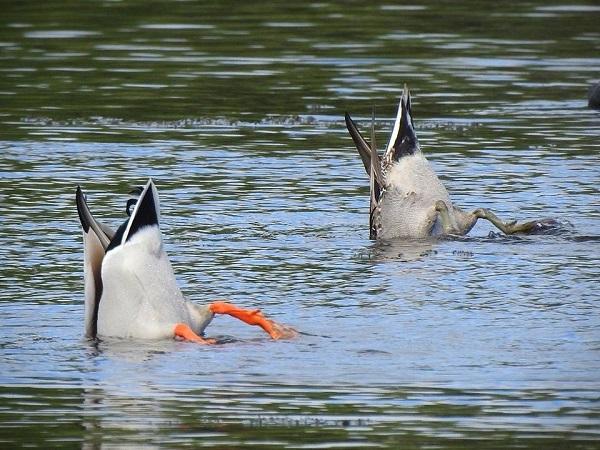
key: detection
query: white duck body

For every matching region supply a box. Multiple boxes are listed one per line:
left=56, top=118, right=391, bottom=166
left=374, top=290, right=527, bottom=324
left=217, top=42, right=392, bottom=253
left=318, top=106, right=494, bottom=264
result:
left=77, top=179, right=213, bottom=340
left=98, top=226, right=213, bottom=340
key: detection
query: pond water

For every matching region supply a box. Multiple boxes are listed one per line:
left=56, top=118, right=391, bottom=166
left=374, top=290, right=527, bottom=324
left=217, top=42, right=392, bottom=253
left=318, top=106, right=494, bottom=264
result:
left=1, top=1, right=599, bottom=448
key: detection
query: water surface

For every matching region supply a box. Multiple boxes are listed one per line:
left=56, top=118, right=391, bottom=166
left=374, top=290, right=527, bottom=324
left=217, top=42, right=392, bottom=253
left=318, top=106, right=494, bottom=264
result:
left=1, top=1, right=599, bottom=448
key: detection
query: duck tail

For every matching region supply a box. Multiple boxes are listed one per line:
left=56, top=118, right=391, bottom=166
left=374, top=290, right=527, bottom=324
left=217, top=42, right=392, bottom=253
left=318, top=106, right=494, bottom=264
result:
left=385, top=85, right=419, bottom=162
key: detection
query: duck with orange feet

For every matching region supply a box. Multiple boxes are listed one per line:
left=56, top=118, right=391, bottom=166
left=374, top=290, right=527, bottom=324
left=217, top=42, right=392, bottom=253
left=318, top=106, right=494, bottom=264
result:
left=76, top=179, right=296, bottom=344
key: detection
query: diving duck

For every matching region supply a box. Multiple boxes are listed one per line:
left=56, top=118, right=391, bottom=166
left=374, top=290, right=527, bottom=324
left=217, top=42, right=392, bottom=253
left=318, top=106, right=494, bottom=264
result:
left=345, top=85, right=556, bottom=239
left=76, top=179, right=296, bottom=343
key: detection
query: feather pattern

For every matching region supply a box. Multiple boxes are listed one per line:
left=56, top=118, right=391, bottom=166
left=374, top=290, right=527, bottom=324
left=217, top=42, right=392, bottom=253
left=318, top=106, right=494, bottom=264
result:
left=345, top=86, right=461, bottom=239
left=76, top=179, right=214, bottom=339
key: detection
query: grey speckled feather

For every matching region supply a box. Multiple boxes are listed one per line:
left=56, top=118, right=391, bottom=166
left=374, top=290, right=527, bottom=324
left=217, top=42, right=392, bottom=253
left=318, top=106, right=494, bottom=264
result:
left=346, top=86, right=470, bottom=239
left=346, top=85, right=559, bottom=239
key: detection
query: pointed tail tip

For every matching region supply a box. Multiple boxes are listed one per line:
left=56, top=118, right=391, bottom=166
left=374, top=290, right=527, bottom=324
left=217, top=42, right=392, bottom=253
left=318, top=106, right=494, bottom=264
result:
left=124, top=176, right=161, bottom=242
left=344, top=111, right=352, bottom=126
left=75, top=185, right=91, bottom=233
left=401, top=84, right=412, bottom=109
left=387, top=84, right=418, bottom=160
left=345, top=111, right=360, bottom=133
left=401, top=87, right=413, bottom=119
left=76, top=185, right=83, bottom=200
left=400, top=93, right=408, bottom=115
left=75, top=184, right=84, bottom=206
left=137, top=177, right=157, bottom=200
left=139, top=178, right=158, bottom=205
left=402, top=83, right=409, bottom=98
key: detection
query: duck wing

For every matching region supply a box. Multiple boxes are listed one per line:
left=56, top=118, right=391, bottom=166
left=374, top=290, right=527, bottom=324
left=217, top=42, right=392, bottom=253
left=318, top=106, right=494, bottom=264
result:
left=344, top=112, right=384, bottom=187
left=76, top=186, right=115, bottom=338
left=368, top=110, right=382, bottom=240
left=345, top=110, right=385, bottom=239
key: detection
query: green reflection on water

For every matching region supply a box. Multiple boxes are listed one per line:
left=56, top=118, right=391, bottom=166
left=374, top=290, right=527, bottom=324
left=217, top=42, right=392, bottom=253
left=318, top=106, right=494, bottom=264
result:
left=1, top=1, right=599, bottom=448
left=0, top=0, right=598, bottom=132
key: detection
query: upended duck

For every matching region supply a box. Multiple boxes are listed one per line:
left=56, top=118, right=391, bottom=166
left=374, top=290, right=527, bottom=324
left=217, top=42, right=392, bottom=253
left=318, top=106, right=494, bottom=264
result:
left=76, top=179, right=296, bottom=343
left=345, top=86, right=556, bottom=239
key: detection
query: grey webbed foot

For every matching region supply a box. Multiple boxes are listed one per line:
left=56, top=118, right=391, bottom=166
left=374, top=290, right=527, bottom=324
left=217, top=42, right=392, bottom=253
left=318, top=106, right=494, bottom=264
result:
left=474, top=208, right=559, bottom=235
left=508, top=218, right=562, bottom=235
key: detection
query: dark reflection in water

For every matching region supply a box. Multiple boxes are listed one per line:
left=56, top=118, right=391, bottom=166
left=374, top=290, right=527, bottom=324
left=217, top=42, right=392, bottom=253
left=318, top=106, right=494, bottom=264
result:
left=1, top=0, right=600, bottom=448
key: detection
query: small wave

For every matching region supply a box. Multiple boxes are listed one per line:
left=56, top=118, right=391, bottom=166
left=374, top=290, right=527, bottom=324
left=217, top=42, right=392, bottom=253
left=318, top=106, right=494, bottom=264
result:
left=19, top=115, right=486, bottom=131
left=19, top=115, right=338, bottom=129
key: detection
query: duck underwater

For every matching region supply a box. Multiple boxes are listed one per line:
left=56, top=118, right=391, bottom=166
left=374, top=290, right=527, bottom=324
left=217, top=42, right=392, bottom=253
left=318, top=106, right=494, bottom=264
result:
left=345, top=85, right=558, bottom=240
left=76, top=179, right=296, bottom=344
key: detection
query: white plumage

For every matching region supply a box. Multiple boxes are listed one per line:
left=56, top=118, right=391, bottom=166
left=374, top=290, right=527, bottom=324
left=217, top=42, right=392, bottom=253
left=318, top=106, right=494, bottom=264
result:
left=98, top=226, right=212, bottom=339
left=76, top=179, right=294, bottom=343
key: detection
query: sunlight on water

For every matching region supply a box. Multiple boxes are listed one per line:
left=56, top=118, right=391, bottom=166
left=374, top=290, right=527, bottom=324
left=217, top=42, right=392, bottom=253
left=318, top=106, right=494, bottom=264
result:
left=0, top=0, right=599, bottom=448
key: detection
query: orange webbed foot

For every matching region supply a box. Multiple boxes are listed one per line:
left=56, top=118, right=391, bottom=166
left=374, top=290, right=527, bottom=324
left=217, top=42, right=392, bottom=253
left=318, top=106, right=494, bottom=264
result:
left=265, top=320, right=299, bottom=340
left=174, top=323, right=216, bottom=344
left=209, top=301, right=297, bottom=340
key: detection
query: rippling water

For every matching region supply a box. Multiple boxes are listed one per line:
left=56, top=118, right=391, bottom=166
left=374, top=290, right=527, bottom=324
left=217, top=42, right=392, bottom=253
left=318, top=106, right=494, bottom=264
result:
left=1, top=1, right=599, bottom=448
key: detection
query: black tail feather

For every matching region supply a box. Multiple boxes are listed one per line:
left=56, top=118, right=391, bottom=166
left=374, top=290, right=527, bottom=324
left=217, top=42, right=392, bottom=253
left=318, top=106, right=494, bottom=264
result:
left=390, top=91, right=419, bottom=160
left=345, top=112, right=372, bottom=176
left=76, top=186, right=112, bottom=250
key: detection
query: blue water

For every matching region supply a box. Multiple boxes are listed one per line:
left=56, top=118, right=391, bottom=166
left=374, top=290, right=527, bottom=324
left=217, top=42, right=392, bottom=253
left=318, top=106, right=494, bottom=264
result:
left=1, top=1, right=600, bottom=448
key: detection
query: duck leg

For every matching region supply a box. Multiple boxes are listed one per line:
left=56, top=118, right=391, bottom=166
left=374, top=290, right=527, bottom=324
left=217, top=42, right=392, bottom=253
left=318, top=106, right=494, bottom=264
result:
left=209, top=301, right=297, bottom=340
left=435, top=201, right=556, bottom=236
left=434, top=201, right=478, bottom=235
left=473, top=208, right=556, bottom=235
left=173, top=323, right=217, bottom=344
